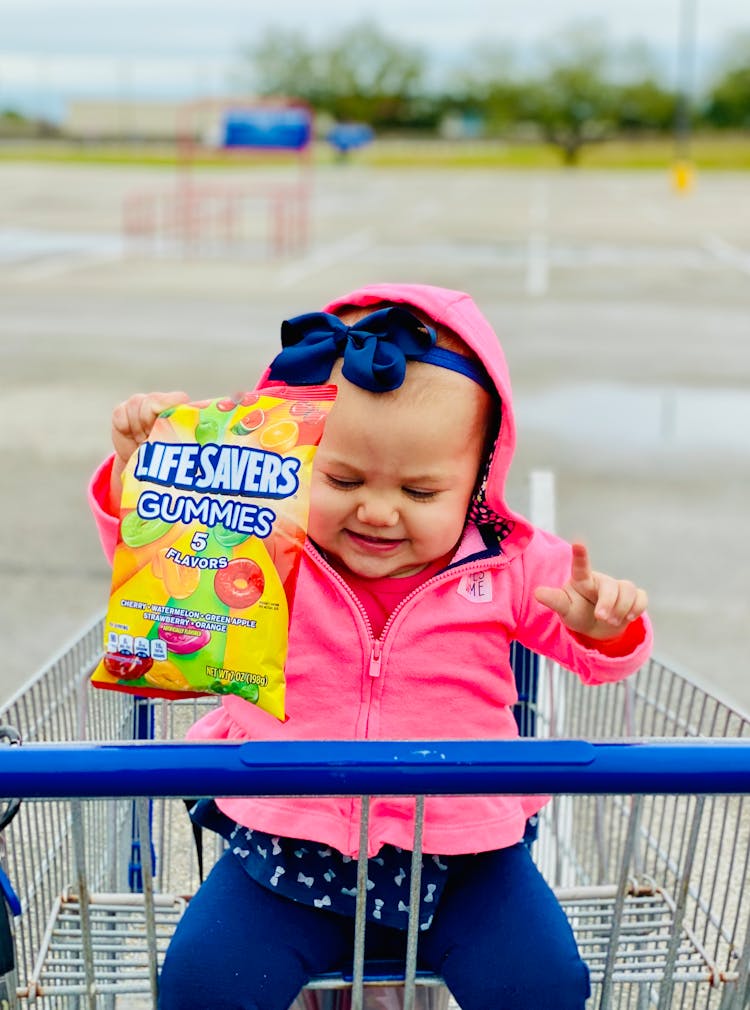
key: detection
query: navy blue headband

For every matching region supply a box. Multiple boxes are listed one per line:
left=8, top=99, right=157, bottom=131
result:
left=268, top=307, right=494, bottom=395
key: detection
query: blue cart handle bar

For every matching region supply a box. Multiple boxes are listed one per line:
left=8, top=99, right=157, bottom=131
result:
left=0, top=739, right=749, bottom=799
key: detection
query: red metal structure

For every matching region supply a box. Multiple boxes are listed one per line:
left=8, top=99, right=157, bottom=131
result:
left=123, top=98, right=314, bottom=257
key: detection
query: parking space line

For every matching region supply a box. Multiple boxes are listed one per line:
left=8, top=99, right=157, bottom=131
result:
left=528, top=180, right=549, bottom=228
left=13, top=249, right=124, bottom=282
left=526, top=181, right=549, bottom=296
left=274, top=229, right=374, bottom=288
left=0, top=227, right=125, bottom=281
left=412, top=200, right=439, bottom=221
left=526, top=233, right=549, bottom=296
left=702, top=235, right=750, bottom=275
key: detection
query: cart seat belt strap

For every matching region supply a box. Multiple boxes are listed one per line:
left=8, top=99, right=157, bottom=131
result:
left=184, top=799, right=205, bottom=883
left=0, top=868, right=20, bottom=918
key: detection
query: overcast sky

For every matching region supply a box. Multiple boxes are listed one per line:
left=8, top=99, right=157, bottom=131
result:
left=2, top=0, right=748, bottom=117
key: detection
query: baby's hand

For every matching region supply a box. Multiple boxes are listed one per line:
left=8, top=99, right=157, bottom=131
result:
left=109, top=391, right=190, bottom=509
left=534, top=543, right=648, bottom=641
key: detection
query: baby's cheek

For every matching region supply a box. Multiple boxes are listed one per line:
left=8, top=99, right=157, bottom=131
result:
left=306, top=511, right=322, bottom=543
left=306, top=486, right=334, bottom=545
left=433, top=501, right=473, bottom=550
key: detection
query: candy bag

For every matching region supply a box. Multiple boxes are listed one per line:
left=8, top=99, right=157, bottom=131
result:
left=91, top=385, right=336, bottom=720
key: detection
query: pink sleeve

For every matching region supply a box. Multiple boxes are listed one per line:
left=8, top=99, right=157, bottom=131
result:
left=88, top=455, right=119, bottom=565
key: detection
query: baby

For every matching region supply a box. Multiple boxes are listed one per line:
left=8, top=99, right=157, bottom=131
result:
left=92, top=283, right=650, bottom=1010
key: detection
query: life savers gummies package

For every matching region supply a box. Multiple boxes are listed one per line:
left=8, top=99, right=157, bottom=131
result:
left=91, top=385, right=336, bottom=720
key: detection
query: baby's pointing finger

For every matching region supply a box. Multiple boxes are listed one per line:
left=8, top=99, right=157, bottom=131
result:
left=570, top=543, right=593, bottom=585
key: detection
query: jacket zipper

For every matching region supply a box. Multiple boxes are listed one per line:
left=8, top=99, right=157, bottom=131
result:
left=309, top=547, right=376, bottom=637
left=308, top=542, right=504, bottom=664
left=369, top=562, right=498, bottom=675
left=369, top=640, right=382, bottom=678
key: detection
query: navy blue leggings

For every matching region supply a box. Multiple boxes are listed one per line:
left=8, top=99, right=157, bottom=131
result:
left=159, top=844, right=590, bottom=1010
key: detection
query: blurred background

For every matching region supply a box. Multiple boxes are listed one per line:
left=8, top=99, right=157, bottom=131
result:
left=2, top=0, right=750, bottom=167
left=1, top=0, right=749, bottom=711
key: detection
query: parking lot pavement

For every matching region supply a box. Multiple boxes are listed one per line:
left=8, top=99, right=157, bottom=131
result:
left=1, top=162, right=749, bottom=711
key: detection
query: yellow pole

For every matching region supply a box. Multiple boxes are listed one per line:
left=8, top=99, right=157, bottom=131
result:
left=671, top=0, right=697, bottom=193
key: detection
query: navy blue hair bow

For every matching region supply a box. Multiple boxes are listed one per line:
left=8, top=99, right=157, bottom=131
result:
left=269, top=307, right=435, bottom=393
left=269, top=307, right=494, bottom=394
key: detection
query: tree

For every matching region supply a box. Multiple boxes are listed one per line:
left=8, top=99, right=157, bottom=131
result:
left=240, top=28, right=323, bottom=105
left=703, top=33, right=750, bottom=129
left=613, top=79, right=678, bottom=133
left=519, top=22, right=619, bottom=164
left=448, top=41, right=527, bottom=133
left=607, top=41, right=677, bottom=134
left=243, top=21, right=427, bottom=129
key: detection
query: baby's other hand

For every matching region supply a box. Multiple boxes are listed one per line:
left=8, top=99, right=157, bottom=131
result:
left=110, top=391, right=190, bottom=509
left=534, top=543, right=648, bottom=641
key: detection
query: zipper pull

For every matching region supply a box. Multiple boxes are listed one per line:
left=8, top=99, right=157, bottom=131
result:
left=369, top=641, right=382, bottom=678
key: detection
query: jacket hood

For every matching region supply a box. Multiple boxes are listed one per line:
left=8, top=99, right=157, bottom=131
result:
left=322, top=283, right=533, bottom=557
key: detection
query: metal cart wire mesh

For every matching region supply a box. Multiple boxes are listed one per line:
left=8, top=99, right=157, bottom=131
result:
left=1, top=614, right=749, bottom=1010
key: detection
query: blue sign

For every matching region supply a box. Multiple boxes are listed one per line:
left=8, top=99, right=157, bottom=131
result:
left=222, top=107, right=312, bottom=150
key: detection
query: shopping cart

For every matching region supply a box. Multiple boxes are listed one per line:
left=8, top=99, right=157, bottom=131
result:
left=1, top=613, right=749, bottom=1010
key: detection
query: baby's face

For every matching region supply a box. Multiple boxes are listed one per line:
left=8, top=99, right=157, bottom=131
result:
left=308, top=363, right=490, bottom=579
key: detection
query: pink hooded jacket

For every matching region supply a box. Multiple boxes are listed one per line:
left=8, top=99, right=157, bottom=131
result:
left=90, top=283, right=652, bottom=857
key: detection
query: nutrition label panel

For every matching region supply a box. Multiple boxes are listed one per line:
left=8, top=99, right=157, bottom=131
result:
left=106, top=632, right=168, bottom=661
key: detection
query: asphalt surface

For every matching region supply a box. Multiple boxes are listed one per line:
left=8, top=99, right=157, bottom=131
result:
left=1, top=159, right=749, bottom=713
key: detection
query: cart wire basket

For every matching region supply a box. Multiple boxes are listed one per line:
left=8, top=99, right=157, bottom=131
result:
left=1, top=609, right=749, bottom=1010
